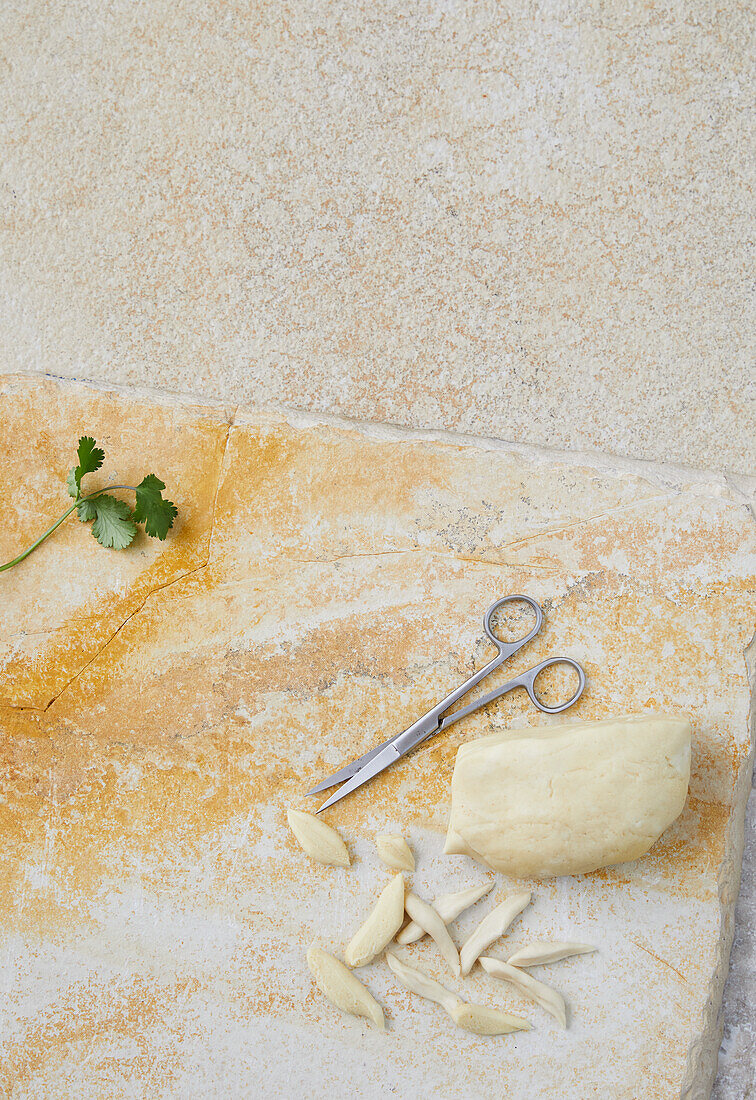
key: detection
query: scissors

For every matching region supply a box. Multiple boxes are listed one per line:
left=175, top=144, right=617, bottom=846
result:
left=308, top=594, right=586, bottom=813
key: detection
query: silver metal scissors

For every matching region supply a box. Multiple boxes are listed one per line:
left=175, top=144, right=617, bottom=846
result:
left=308, top=594, right=586, bottom=813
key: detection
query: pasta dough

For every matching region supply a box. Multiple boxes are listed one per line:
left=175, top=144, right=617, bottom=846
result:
left=445, top=713, right=691, bottom=878
left=307, top=946, right=385, bottom=1030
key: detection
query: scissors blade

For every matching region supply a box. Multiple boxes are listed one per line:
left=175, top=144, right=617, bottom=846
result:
left=307, top=710, right=442, bottom=797
left=306, top=735, right=397, bottom=796
left=316, top=742, right=402, bottom=814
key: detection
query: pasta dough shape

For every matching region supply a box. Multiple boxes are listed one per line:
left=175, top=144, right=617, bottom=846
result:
left=445, top=714, right=691, bottom=878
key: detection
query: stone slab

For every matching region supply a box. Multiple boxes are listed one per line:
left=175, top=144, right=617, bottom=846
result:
left=0, top=374, right=754, bottom=1098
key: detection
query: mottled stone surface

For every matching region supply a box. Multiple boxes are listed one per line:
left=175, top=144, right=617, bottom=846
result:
left=0, top=1, right=754, bottom=474
left=1, top=375, right=753, bottom=1098
left=1, top=1, right=754, bottom=1093
left=713, top=788, right=756, bottom=1100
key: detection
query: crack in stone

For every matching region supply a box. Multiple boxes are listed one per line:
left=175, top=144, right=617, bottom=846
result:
left=723, top=473, right=756, bottom=525
left=5, top=414, right=238, bottom=715
left=286, top=547, right=553, bottom=570
left=497, top=493, right=676, bottom=552
left=284, top=493, right=677, bottom=568
left=288, top=548, right=424, bottom=564
left=207, top=409, right=238, bottom=561
left=631, top=939, right=688, bottom=984
left=43, top=560, right=213, bottom=712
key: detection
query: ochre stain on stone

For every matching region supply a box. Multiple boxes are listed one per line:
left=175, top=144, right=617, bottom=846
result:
left=0, top=974, right=201, bottom=1094
left=0, top=376, right=231, bottom=709
left=0, top=377, right=753, bottom=1098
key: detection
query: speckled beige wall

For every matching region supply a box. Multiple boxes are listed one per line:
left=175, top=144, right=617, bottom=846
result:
left=0, top=1, right=753, bottom=473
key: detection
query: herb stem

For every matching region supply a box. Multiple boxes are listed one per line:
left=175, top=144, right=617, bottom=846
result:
left=0, top=486, right=139, bottom=573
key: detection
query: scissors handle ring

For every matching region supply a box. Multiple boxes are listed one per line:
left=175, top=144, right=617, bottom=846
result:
left=483, top=594, right=543, bottom=658
left=520, top=656, right=586, bottom=714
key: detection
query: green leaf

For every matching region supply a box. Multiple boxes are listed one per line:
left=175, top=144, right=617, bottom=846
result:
left=70, top=436, right=105, bottom=497
left=76, top=498, right=98, bottom=522
left=89, top=494, right=137, bottom=550
left=133, top=474, right=178, bottom=540
left=77, top=436, right=105, bottom=476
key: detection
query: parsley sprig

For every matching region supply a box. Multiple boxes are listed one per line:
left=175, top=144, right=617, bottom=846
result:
left=0, top=436, right=178, bottom=572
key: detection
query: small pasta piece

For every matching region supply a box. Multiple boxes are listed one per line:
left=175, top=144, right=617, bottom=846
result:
left=307, top=946, right=385, bottom=1030
left=287, top=809, right=350, bottom=868
left=404, top=892, right=461, bottom=976
left=446, top=1000, right=530, bottom=1036
left=507, top=941, right=596, bottom=968
left=396, top=881, right=493, bottom=946
left=376, top=834, right=415, bottom=872
left=386, top=952, right=528, bottom=1036
left=345, top=874, right=406, bottom=967
left=479, top=956, right=567, bottom=1027
left=386, top=950, right=450, bottom=1008
left=459, top=891, right=531, bottom=975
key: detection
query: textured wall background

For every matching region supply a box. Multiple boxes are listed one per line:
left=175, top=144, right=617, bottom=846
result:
left=0, top=0, right=754, bottom=473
